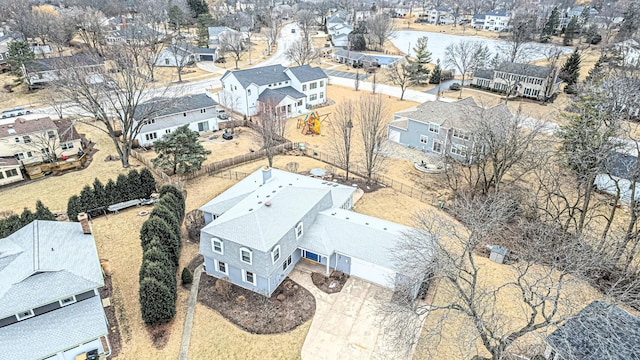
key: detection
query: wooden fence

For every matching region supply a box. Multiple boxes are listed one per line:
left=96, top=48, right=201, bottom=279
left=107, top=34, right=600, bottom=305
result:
left=129, top=151, right=174, bottom=185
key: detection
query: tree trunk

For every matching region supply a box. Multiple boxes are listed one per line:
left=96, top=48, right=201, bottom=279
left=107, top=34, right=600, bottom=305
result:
left=458, top=74, right=465, bottom=99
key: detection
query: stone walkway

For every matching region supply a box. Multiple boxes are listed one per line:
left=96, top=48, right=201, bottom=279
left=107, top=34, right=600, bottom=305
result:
left=178, top=263, right=203, bottom=360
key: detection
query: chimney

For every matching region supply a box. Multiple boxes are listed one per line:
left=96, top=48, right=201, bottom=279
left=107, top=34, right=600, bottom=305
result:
left=262, top=166, right=272, bottom=184
left=121, top=15, right=127, bottom=30
left=77, top=212, right=91, bottom=234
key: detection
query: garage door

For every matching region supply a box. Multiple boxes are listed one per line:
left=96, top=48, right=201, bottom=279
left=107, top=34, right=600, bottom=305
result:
left=200, top=55, right=214, bottom=61
left=388, top=129, right=401, bottom=143
left=350, top=257, right=396, bottom=289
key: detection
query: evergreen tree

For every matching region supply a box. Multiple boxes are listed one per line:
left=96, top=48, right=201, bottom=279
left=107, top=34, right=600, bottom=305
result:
left=580, top=7, right=591, bottom=26
left=19, top=208, right=36, bottom=224
left=139, top=168, right=157, bottom=198
left=140, top=217, right=180, bottom=265
left=67, top=195, right=82, bottom=222
left=142, top=237, right=179, bottom=267
left=540, top=7, right=560, bottom=42
left=585, top=55, right=606, bottom=84
left=158, top=187, right=185, bottom=220
left=7, top=41, right=34, bottom=84
left=140, top=260, right=177, bottom=297
left=152, top=125, right=211, bottom=175
left=0, top=215, right=22, bottom=237
left=79, top=185, right=97, bottom=214
left=429, top=60, right=443, bottom=84
left=92, top=178, right=107, bottom=208
left=143, top=245, right=175, bottom=271
left=150, top=205, right=181, bottom=237
left=560, top=49, right=581, bottom=93
left=168, top=5, right=186, bottom=31
left=186, top=0, right=209, bottom=18
left=127, top=169, right=143, bottom=199
left=104, top=179, right=118, bottom=206
left=181, top=267, right=193, bottom=284
left=585, top=24, right=602, bottom=44
left=157, top=194, right=184, bottom=224
left=115, top=173, right=130, bottom=202
left=412, top=36, right=432, bottom=65
left=139, top=277, right=176, bottom=325
left=563, top=17, right=579, bottom=46
left=196, top=14, right=215, bottom=48
left=34, top=200, right=56, bottom=221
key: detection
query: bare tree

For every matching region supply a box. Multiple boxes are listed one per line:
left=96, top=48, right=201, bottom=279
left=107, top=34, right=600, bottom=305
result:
left=264, top=9, right=283, bottom=56
left=296, top=10, right=317, bottom=43
left=220, top=31, right=246, bottom=69
left=501, top=10, right=537, bottom=63
left=167, top=40, right=191, bottom=82
left=73, top=7, right=107, bottom=56
left=41, top=89, right=67, bottom=120
left=444, top=41, right=490, bottom=98
left=285, top=38, right=317, bottom=66
left=52, top=47, right=182, bottom=168
left=385, top=59, right=419, bottom=100
left=357, top=94, right=389, bottom=184
left=329, top=100, right=355, bottom=180
left=254, top=100, right=287, bottom=167
left=365, top=13, right=396, bottom=51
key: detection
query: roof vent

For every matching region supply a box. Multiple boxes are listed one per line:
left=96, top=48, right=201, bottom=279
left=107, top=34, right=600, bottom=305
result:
left=383, top=227, right=387, bottom=230
left=365, top=222, right=369, bottom=225
left=279, top=185, right=283, bottom=188
left=249, top=208, right=253, bottom=211
left=272, top=190, right=276, bottom=193
left=289, top=183, right=292, bottom=186
left=265, top=201, right=272, bottom=207
left=345, top=217, right=349, bottom=220
left=258, top=201, right=262, bottom=204
left=266, top=195, right=270, bottom=198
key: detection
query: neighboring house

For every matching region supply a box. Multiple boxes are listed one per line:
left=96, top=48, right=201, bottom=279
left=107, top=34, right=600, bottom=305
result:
left=218, top=64, right=327, bottom=117
left=0, top=32, right=22, bottom=71
left=544, top=301, right=640, bottom=360
left=332, top=49, right=379, bottom=68
left=154, top=42, right=217, bottom=67
left=613, top=39, right=640, bottom=67
left=0, top=157, right=23, bottom=186
left=21, top=54, right=105, bottom=88
left=471, top=62, right=561, bottom=101
left=595, top=151, right=640, bottom=204
left=388, top=97, right=511, bottom=160
left=199, top=167, right=431, bottom=296
left=327, top=11, right=350, bottom=27
left=0, top=115, right=82, bottom=171
left=104, top=15, right=134, bottom=31
left=561, top=6, right=599, bottom=28
left=326, top=12, right=354, bottom=48
left=474, top=9, right=511, bottom=31
left=0, top=216, right=111, bottom=360
left=134, top=93, right=219, bottom=147
left=104, top=24, right=162, bottom=45
left=207, top=26, right=240, bottom=48
left=428, top=7, right=455, bottom=25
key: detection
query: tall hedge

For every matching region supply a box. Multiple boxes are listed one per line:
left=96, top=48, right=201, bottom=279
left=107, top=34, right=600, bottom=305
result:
left=139, top=277, right=176, bottom=325
left=139, top=260, right=177, bottom=297
left=140, top=218, right=180, bottom=266
left=142, top=246, right=175, bottom=271
left=150, top=205, right=181, bottom=236
left=140, top=168, right=157, bottom=197
left=66, top=195, right=82, bottom=223
left=0, top=201, right=56, bottom=237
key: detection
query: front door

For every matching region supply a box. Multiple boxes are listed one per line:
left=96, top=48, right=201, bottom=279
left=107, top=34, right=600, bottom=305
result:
left=303, top=250, right=320, bottom=262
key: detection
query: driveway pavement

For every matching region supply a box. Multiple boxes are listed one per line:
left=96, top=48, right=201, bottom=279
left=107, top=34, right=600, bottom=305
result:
left=289, top=262, right=412, bottom=360
left=324, top=69, right=370, bottom=81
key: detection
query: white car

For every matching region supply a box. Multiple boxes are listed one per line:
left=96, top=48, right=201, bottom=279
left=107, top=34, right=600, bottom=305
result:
left=216, top=109, right=229, bottom=120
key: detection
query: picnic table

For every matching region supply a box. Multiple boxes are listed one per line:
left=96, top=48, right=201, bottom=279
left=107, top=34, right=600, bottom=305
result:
left=107, top=199, right=143, bottom=213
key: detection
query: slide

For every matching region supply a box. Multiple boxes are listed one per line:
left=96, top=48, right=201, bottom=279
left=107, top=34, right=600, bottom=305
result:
left=312, top=119, right=321, bottom=135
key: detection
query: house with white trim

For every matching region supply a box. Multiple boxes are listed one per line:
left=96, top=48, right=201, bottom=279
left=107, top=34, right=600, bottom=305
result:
left=0, top=215, right=111, bottom=360
left=471, top=62, right=561, bottom=101
left=21, top=54, right=105, bottom=89
left=154, top=42, right=217, bottom=67
left=199, top=167, right=433, bottom=296
left=218, top=64, right=327, bottom=117
left=473, top=9, right=511, bottom=31
left=134, top=94, right=219, bottom=147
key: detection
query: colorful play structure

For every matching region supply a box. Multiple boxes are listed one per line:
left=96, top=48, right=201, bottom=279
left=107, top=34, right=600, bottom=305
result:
left=299, top=111, right=322, bottom=135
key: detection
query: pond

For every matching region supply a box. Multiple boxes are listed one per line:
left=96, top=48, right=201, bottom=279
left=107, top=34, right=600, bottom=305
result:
left=390, top=30, right=573, bottom=65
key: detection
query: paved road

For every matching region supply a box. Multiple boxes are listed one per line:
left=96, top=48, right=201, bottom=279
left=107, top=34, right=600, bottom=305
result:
left=324, top=69, right=370, bottom=80
left=254, top=22, right=300, bottom=68
left=424, top=80, right=470, bottom=95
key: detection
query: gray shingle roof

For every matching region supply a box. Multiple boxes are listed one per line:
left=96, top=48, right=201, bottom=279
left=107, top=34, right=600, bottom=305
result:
left=208, top=26, right=238, bottom=37
left=545, top=301, right=640, bottom=360
left=222, top=64, right=290, bottom=88
left=258, top=86, right=306, bottom=104
left=0, top=116, right=57, bottom=138
left=474, top=69, right=494, bottom=80
left=24, top=54, right=104, bottom=73
left=496, top=62, right=554, bottom=79
left=110, top=24, right=160, bottom=39
left=135, top=93, right=218, bottom=127
left=0, top=296, right=108, bottom=360
left=0, top=221, right=104, bottom=318
left=287, top=65, right=328, bottom=83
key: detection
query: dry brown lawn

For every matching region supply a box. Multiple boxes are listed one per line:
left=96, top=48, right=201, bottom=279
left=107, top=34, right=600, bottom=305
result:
left=396, top=17, right=501, bottom=39
left=153, top=66, right=216, bottom=85
left=0, top=74, right=49, bottom=110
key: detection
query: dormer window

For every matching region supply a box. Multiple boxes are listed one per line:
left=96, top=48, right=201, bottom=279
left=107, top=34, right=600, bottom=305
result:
left=16, top=309, right=34, bottom=321
left=212, top=238, right=224, bottom=254
left=271, top=245, right=281, bottom=263
left=59, top=296, right=77, bottom=307
left=240, top=247, right=252, bottom=264
left=296, top=222, right=304, bottom=240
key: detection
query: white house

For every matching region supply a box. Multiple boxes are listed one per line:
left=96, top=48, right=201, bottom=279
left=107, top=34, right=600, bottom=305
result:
left=476, top=9, right=511, bottom=31
left=207, top=26, right=241, bottom=48
left=154, top=42, right=217, bottom=67
left=471, top=62, right=561, bottom=101
left=613, top=39, right=640, bottom=68
left=218, top=64, right=328, bottom=117
left=428, top=7, right=455, bottom=25
left=21, top=54, right=104, bottom=89
left=135, top=94, right=220, bottom=147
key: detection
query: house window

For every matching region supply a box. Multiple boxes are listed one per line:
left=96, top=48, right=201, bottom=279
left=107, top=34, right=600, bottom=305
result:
left=145, top=133, right=158, bottom=141
left=165, top=129, right=171, bottom=134
left=420, top=135, right=428, bottom=144
left=14, top=137, right=19, bottom=143
left=310, top=82, right=317, bottom=90
left=16, top=153, right=24, bottom=160
left=41, top=148, right=50, bottom=154
left=47, top=130, right=56, bottom=139
left=26, top=151, right=33, bottom=158
left=164, top=58, right=170, bottom=65
left=243, top=270, right=256, bottom=285
left=309, top=94, right=317, bottom=101
left=282, top=255, right=292, bottom=271
left=429, top=123, right=440, bottom=133
left=452, top=129, right=470, bottom=141
left=247, top=89, right=251, bottom=95
left=295, top=222, right=303, bottom=239
left=61, top=142, right=74, bottom=150
left=6, top=169, right=18, bottom=177
left=297, top=100, right=302, bottom=106
left=320, top=80, right=324, bottom=87
left=302, top=84, right=307, bottom=91
left=145, top=119, right=156, bottom=125
left=272, top=245, right=281, bottom=263
left=23, top=136, right=31, bottom=143
left=0, top=172, right=4, bottom=179
left=240, top=247, right=252, bottom=264
left=16, top=309, right=34, bottom=321
left=198, top=121, right=209, bottom=132
left=432, top=140, right=443, bottom=153
left=59, top=296, right=77, bottom=307
left=183, top=113, right=187, bottom=117
left=215, top=259, right=228, bottom=275
left=212, top=238, right=223, bottom=254
left=320, top=92, right=324, bottom=99
left=450, top=144, right=466, bottom=156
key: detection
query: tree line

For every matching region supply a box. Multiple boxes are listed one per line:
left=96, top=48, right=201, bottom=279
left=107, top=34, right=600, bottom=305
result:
left=0, top=201, right=56, bottom=238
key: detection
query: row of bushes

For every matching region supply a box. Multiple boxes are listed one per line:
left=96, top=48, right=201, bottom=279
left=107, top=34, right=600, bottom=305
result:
left=139, top=185, right=186, bottom=326
left=0, top=201, right=56, bottom=238
left=67, top=168, right=156, bottom=221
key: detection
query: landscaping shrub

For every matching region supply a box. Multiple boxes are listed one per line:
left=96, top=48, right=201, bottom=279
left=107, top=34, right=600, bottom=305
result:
left=92, top=178, right=106, bottom=209
left=140, top=218, right=180, bottom=265
left=104, top=179, right=118, bottom=205
left=79, top=185, right=97, bottom=214
left=0, top=201, right=56, bottom=237
left=139, top=168, right=157, bottom=197
left=127, top=169, right=143, bottom=199
left=140, top=260, right=177, bottom=296
left=66, top=195, right=82, bottom=223
left=181, top=267, right=193, bottom=285
left=139, top=277, right=176, bottom=325
left=34, top=200, right=56, bottom=221
left=142, top=245, right=176, bottom=271
left=159, top=185, right=185, bottom=218
left=185, top=209, right=205, bottom=242
left=156, top=193, right=184, bottom=223
left=115, top=174, right=130, bottom=202
left=150, top=204, right=181, bottom=235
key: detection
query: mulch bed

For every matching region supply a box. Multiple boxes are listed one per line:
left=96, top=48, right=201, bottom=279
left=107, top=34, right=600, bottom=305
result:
left=311, top=270, right=349, bottom=294
left=198, top=274, right=316, bottom=334
left=99, top=275, right=122, bottom=357
left=182, top=254, right=204, bottom=290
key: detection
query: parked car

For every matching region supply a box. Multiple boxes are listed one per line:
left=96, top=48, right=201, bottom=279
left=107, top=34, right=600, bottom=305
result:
left=215, top=57, right=226, bottom=64
left=216, top=109, right=229, bottom=120
left=449, top=83, right=461, bottom=91
left=291, top=28, right=296, bottom=33
left=222, top=132, right=233, bottom=140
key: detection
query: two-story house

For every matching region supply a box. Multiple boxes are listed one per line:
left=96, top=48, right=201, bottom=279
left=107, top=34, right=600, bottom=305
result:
left=543, top=301, right=640, bottom=360
left=134, top=93, right=220, bottom=147
left=154, top=41, right=217, bottom=67
left=474, top=9, right=511, bottom=31
left=199, top=167, right=432, bottom=296
left=0, top=215, right=111, bottom=360
left=218, top=64, right=327, bottom=117
left=387, top=97, right=511, bottom=161
left=21, top=54, right=105, bottom=89
left=471, top=62, right=561, bottom=101
left=104, top=24, right=162, bottom=46
left=428, top=7, right=455, bottom=25
left=207, top=26, right=242, bottom=49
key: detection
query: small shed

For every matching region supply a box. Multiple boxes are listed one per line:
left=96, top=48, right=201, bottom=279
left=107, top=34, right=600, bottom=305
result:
left=489, top=245, right=508, bottom=264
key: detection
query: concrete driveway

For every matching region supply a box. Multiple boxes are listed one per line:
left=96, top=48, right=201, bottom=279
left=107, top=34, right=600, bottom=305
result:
left=289, top=263, right=411, bottom=360
left=324, top=69, right=370, bottom=81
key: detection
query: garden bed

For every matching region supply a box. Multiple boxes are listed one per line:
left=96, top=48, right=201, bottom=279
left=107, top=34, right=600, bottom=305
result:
left=99, top=275, right=122, bottom=358
left=311, top=270, right=349, bottom=294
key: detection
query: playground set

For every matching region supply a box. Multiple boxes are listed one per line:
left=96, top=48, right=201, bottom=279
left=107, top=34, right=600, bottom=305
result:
left=297, top=111, right=330, bottom=135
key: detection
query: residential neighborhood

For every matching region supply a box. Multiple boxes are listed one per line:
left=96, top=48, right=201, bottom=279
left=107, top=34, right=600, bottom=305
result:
left=0, top=0, right=638, bottom=359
